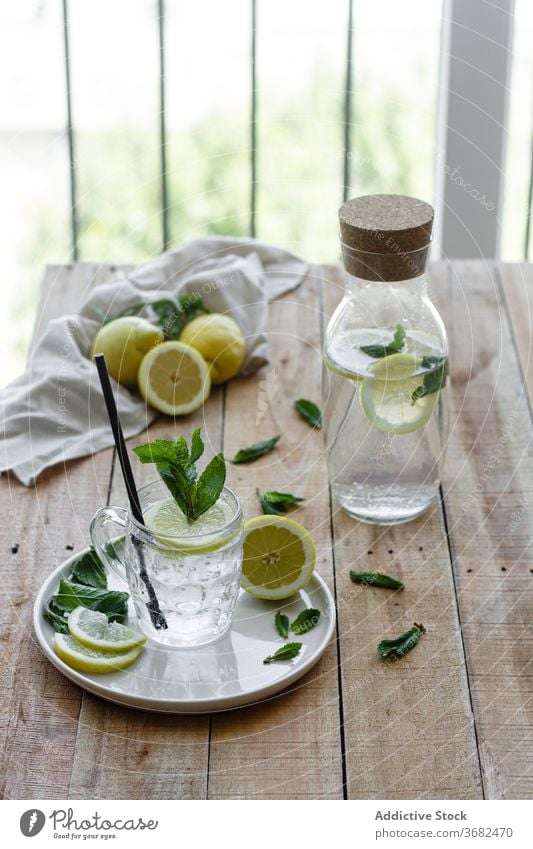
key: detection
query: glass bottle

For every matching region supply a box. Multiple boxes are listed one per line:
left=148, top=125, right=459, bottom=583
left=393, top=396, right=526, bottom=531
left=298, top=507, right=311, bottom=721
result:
left=322, top=194, right=448, bottom=525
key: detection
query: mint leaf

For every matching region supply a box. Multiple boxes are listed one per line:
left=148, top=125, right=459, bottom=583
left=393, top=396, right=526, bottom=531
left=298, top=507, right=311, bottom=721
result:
left=193, top=453, right=226, bottom=518
left=69, top=547, right=107, bottom=589
left=134, top=440, right=180, bottom=466
left=294, top=399, right=322, bottom=429
left=43, top=605, right=69, bottom=634
left=102, top=295, right=209, bottom=339
left=378, top=622, right=426, bottom=660
left=263, top=642, right=302, bottom=664
left=290, top=608, right=321, bottom=635
left=275, top=611, right=289, bottom=639
left=360, top=324, right=406, bottom=358
left=390, top=324, right=406, bottom=351
left=257, top=489, right=304, bottom=516
left=53, top=579, right=129, bottom=623
left=190, top=427, right=204, bottom=464
left=350, top=571, right=404, bottom=590
left=232, top=435, right=281, bottom=464
left=134, top=430, right=226, bottom=521
left=157, top=462, right=194, bottom=517
left=411, top=358, right=448, bottom=404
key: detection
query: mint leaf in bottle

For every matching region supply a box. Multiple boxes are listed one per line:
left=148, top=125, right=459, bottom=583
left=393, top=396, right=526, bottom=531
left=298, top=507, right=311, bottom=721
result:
left=411, top=357, right=448, bottom=404
left=360, top=324, right=406, bottom=358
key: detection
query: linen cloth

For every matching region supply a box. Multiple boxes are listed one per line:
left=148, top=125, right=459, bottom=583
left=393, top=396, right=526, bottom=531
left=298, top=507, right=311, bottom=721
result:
left=0, top=237, right=308, bottom=485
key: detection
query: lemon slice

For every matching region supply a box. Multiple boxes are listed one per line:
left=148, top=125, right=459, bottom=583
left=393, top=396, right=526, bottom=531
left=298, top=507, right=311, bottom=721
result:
left=323, top=355, right=362, bottom=382
left=68, top=607, right=146, bottom=653
left=138, top=341, right=211, bottom=416
left=144, top=497, right=240, bottom=555
left=53, top=633, right=143, bottom=674
left=241, top=515, right=315, bottom=600
left=360, top=352, right=438, bottom=434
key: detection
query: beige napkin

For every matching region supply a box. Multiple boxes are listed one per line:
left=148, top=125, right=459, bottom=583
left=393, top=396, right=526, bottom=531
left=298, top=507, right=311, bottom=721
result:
left=0, top=237, right=308, bottom=485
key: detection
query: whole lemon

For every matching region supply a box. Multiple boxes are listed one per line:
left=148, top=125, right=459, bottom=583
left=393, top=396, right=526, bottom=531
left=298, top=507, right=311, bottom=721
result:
left=180, top=314, right=245, bottom=384
left=90, top=316, right=164, bottom=389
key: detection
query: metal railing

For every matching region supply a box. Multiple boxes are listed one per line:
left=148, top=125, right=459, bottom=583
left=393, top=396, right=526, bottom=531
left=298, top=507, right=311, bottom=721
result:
left=60, top=0, right=356, bottom=261
left=60, top=0, right=529, bottom=262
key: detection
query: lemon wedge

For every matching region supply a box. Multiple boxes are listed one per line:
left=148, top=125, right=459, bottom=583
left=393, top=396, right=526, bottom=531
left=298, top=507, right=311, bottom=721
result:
left=241, top=515, right=315, bottom=600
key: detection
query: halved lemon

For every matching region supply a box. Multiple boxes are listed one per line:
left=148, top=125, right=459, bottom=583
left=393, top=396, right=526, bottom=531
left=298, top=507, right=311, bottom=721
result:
left=53, top=633, right=143, bottom=674
left=138, top=341, right=211, bottom=415
left=67, top=607, right=146, bottom=654
left=360, top=352, right=438, bottom=434
left=241, top=515, right=315, bottom=600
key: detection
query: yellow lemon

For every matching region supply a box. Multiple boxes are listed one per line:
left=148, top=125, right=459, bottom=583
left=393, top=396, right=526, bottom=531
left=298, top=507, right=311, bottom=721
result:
left=180, top=314, right=245, bottom=384
left=90, top=316, right=164, bottom=389
left=138, top=340, right=211, bottom=415
left=241, top=515, right=316, bottom=600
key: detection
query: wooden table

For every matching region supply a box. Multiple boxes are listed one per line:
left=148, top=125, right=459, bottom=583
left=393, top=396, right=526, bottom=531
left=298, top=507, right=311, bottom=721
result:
left=1, top=260, right=532, bottom=800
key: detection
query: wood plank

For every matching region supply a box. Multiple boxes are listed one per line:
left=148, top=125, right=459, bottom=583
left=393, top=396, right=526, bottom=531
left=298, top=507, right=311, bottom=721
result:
left=207, top=270, right=344, bottom=799
left=68, top=266, right=215, bottom=799
left=441, top=260, right=533, bottom=799
left=0, top=265, right=114, bottom=798
left=324, top=263, right=482, bottom=799
left=500, top=263, right=533, bottom=402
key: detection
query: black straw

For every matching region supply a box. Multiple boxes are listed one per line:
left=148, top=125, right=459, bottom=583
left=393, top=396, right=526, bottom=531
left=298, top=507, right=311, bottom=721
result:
left=94, top=354, right=167, bottom=630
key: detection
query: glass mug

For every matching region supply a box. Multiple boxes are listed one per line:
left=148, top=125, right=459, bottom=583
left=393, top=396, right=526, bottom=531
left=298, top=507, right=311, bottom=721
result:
left=90, top=480, right=244, bottom=648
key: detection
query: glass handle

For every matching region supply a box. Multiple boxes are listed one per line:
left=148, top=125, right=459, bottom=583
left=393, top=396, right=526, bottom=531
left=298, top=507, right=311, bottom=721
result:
left=89, top=506, right=129, bottom=586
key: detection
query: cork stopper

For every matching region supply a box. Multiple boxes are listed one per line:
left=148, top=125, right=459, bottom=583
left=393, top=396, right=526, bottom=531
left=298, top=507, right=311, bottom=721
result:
left=338, top=194, right=434, bottom=282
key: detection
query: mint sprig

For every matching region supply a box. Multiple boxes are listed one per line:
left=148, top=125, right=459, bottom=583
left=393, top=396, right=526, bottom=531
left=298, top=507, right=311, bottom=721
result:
left=134, top=428, right=226, bottom=521
left=257, top=489, right=304, bottom=516
left=263, top=642, right=302, bottom=664
left=360, top=323, right=406, bottom=359
left=43, top=547, right=127, bottom=634
left=378, top=622, right=426, bottom=660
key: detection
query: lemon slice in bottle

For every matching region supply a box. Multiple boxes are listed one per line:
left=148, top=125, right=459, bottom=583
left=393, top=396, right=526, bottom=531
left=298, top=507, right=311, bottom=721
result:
left=67, top=607, right=146, bottom=654
left=241, top=515, right=315, bottom=600
left=360, top=352, right=439, bottom=435
left=138, top=341, right=211, bottom=416
left=53, top=633, right=144, bottom=674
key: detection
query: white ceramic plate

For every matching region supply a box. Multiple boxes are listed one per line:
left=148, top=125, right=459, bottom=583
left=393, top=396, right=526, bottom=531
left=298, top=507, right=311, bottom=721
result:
left=33, top=548, right=336, bottom=714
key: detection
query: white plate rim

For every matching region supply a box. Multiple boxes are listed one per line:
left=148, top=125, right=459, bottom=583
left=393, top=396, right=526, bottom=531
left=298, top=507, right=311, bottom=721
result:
left=33, top=548, right=337, bottom=714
